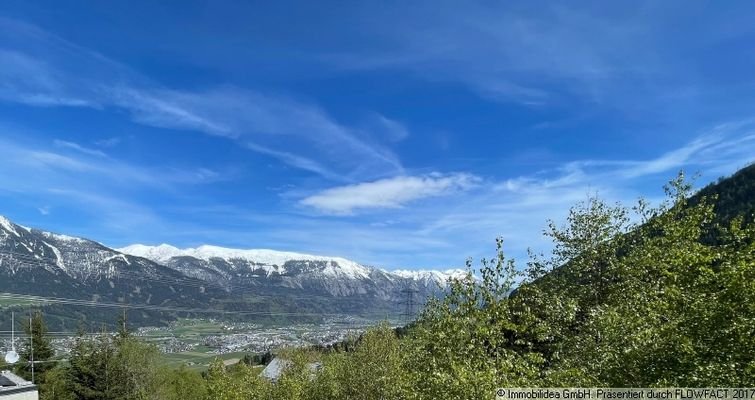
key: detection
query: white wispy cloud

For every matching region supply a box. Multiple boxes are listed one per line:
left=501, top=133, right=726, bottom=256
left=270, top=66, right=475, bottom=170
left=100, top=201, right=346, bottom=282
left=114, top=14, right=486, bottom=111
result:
left=0, top=132, right=230, bottom=241
left=111, top=87, right=234, bottom=136
left=53, top=139, right=107, bottom=157
left=360, top=113, right=410, bottom=143
left=300, top=173, right=481, bottom=214
left=0, top=134, right=225, bottom=193
left=282, top=122, right=754, bottom=267
left=0, top=17, right=405, bottom=181
left=9, top=123, right=746, bottom=270
left=317, top=2, right=743, bottom=109
left=245, top=142, right=346, bottom=182
left=616, top=138, right=720, bottom=179
left=112, top=87, right=404, bottom=180
left=319, top=4, right=645, bottom=105
left=420, top=123, right=755, bottom=260
left=0, top=49, right=97, bottom=108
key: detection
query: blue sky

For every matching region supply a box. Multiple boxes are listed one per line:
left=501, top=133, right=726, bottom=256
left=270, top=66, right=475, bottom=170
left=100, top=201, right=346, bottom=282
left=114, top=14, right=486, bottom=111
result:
left=1, top=1, right=754, bottom=269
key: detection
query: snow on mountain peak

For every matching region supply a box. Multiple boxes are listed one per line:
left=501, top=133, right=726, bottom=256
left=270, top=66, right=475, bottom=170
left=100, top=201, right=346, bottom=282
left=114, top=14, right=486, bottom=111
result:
left=0, top=215, right=89, bottom=243
left=118, top=244, right=469, bottom=284
left=118, top=243, right=182, bottom=262
left=0, top=215, right=19, bottom=236
left=390, top=268, right=468, bottom=285
left=118, top=244, right=372, bottom=279
left=40, top=231, right=88, bottom=243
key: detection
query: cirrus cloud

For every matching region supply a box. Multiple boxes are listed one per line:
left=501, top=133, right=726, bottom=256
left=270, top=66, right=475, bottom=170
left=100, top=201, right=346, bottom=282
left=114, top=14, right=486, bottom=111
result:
left=0, top=17, right=406, bottom=182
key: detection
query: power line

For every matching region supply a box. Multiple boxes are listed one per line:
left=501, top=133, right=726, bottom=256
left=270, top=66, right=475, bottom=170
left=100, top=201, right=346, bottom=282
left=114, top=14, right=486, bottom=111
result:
left=0, top=292, right=403, bottom=319
left=0, top=319, right=398, bottom=337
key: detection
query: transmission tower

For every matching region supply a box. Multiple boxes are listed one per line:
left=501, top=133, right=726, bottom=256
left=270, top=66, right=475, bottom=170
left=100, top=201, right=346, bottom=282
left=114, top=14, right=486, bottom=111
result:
left=399, top=288, right=419, bottom=326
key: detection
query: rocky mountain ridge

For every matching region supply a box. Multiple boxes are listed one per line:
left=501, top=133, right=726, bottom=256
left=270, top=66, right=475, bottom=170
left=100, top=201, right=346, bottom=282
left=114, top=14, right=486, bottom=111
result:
left=0, top=215, right=464, bottom=328
left=118, top=243, right=465, bottom=291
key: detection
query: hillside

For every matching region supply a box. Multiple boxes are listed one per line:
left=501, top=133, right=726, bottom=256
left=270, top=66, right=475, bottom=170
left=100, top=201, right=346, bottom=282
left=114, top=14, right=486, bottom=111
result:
left=691, top=162, right=755, bottom=225
left=392, top=168, right=755, bottom=392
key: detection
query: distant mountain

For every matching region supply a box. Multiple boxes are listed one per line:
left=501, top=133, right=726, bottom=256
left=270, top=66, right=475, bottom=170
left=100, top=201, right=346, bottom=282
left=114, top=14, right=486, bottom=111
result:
left=0, top=216, right=217, bottom=300
left=0, top=216, right=464, bottom=329
left=117, top=244, right=466, bottom=299
left=0, top=216, right=230, bottom=328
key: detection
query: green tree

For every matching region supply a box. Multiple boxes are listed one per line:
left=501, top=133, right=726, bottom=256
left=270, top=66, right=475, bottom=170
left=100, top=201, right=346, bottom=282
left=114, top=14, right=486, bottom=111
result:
left=110, top=334, right=161, bottom=399
left=205, top=358, right=270, bottom=400
left=535, top=172, right=755, bottom=386
left=66, top=330, right=117, bottom=400
left=271, top=350, right=316, bottom=400
left=404, top=239, right=543, bottom=399
left=543, top=194, right=630, bottom=309
left=155, top=365, right=208, bottom=400
left=16, top=311, right=55, bottom=384
left=399, top=171, right=755, bottom=391
left=56, top=325, right=163, bottom=400
left=308, top=323, right=407, bottom=400
left=42, top=365, right=76, bottom=400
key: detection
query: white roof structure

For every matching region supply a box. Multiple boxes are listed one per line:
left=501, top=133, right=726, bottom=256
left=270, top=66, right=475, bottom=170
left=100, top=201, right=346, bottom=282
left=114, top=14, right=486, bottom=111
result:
left=259, top=357, right=322, bottom=382
left=0, top=371, right=37, bottom=399
left=259, top=357, right=288, bottom=381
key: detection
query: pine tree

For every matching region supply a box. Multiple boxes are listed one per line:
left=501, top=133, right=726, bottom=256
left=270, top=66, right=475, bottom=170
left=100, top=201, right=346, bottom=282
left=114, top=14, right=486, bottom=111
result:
left=16, top=311, right=54, bottom=384
left=67, top=330, right=116, bottom=400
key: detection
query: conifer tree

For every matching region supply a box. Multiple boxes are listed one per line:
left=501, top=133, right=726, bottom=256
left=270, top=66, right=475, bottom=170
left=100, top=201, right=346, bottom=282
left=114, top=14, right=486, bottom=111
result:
left=16, top=311, right=54, bottom=384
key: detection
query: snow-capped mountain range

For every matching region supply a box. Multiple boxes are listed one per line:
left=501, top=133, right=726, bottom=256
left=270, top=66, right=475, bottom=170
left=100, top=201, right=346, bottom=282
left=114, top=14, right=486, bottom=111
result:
left=118, top=244, right=373, bottom=279
left=118, top=243, right=466, bottom=284
left=0, top=214, right=466, bottom=328
left=113, top=243, right=466, bottom=298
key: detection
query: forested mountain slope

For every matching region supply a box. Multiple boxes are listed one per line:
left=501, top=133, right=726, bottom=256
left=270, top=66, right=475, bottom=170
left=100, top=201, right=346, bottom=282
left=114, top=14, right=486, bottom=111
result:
left=691, top=162, right=755, bottom=225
